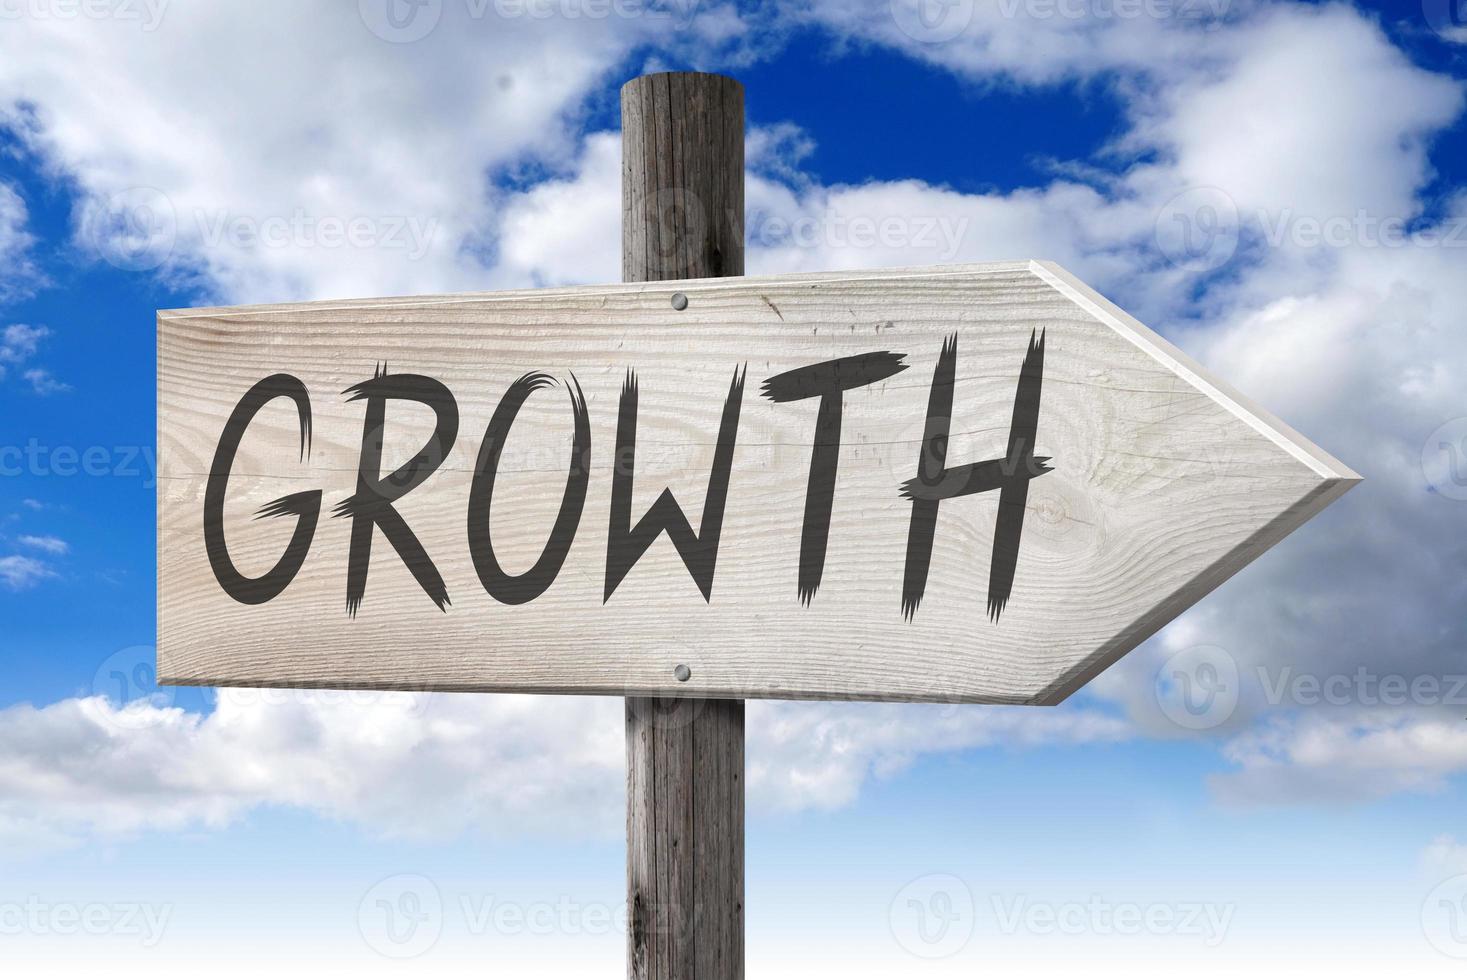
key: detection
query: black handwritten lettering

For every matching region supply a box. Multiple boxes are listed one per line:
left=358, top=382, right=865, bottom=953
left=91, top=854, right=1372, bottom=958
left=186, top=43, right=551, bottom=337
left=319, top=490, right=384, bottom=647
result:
left=604, top=366, right=747, bottom=603
left=334, top=364, right=458, bottom=617
left=467, top=372, right=591, bottom=605
left=204, top=374, right=320, bottom=605
left=900, top=331, right=1049, bottom=621
left=762, top=352, right=909, bottom=604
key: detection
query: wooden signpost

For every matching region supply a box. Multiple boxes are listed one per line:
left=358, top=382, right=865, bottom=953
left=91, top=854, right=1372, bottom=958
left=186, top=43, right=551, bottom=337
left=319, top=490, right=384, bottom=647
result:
left=156, top=73, right=1357, bottom=978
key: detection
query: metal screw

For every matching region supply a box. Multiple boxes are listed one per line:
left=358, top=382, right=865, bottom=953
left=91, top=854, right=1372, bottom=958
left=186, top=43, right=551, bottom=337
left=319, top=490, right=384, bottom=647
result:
left=674, top=664, right=691, bottom=682
left=670, top=292, right=688, bottom=311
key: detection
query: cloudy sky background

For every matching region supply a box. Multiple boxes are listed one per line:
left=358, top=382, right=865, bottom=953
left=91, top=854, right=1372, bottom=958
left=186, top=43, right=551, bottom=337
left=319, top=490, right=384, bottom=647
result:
left=1, top=0, right=1466, bottom=974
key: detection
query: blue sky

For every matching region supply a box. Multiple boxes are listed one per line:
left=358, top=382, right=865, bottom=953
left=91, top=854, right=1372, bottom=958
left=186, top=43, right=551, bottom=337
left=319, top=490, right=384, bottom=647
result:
left=2, top=0, right=1467, bottom=974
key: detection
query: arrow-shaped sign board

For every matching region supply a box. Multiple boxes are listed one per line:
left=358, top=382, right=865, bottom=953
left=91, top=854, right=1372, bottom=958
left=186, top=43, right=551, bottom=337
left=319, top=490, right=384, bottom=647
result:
left=156, top=260, right=1356, bottom=704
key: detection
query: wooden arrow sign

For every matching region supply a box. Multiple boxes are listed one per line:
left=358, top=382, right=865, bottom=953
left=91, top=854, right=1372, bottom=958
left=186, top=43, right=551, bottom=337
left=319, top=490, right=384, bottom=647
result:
left=156, top=260, right=1357, bottom=704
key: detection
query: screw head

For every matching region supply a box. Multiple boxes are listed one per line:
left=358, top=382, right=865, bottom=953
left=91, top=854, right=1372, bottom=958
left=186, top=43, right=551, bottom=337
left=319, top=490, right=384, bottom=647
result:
left=673, top=664, right=691, bottom=682
left=670, top=292, right=689, bottom=311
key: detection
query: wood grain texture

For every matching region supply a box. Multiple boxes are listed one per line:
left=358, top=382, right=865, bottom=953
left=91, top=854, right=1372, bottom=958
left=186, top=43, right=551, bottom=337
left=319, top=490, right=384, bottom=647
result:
left=621, top=71, right=744, bottom=980
left=622, top=71, right=743, bottom=283
left=155, top=260, right=1359, bottom=704
left=626, top=696, right=744, bottom=980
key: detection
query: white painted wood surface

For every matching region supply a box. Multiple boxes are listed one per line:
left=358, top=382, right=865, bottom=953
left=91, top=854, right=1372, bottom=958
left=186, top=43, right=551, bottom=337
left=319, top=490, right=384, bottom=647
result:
left=156, top=260, right=1357, bottom=704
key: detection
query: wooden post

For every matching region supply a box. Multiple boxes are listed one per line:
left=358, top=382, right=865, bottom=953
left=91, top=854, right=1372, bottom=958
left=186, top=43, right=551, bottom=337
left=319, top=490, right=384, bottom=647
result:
left=622, top=71, right=745, bottom=980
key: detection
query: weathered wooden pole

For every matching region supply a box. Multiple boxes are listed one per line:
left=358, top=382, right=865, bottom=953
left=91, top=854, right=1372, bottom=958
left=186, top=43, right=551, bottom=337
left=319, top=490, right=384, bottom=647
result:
left=622, top=71, right=745, bottom=980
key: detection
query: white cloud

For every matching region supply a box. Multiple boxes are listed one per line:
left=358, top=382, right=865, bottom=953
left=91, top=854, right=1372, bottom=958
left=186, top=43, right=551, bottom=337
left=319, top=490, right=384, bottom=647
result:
left=0, top=812, right=79, bottom=862
left=0, top=181, right=39, bottom=300
left=803, top=0, right=1227, bottom=85
left=0, top=554, right=55, bottom=589
left=749, top=700, right=1129, bottom=811
left=1424, top=835, right=1467, bottom=876
left=1131, top=6, right=1461, bottom=225
left=490, top=132, right=623, bottom=287
left=18, top=534, right=67, bottom=555
left=0, top=324, right=65, bottom=391
left=0, top=692, right=1127, bottom=851
left=0, top=323, right=47, bottom=373
left=1210, top=712, right=1467, bottom=805
left=0, top=2, right=756, bottom=304
left=22, top=367, right=68, bottom=394
left=0, top=693, right=622, bottom=843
